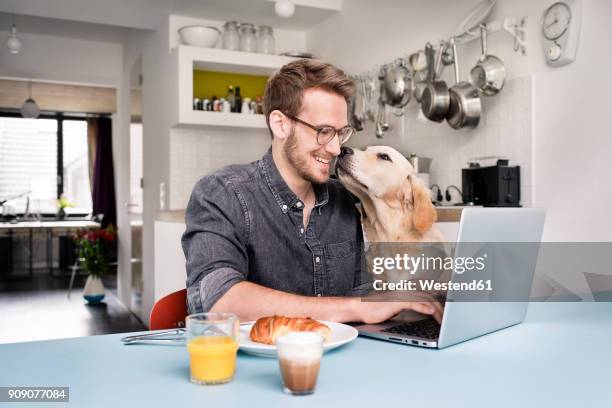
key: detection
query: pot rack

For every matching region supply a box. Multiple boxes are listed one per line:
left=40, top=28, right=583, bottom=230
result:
left=350, top=14, right=528, bottom=136
left=456, top=16, right=527, bottom=55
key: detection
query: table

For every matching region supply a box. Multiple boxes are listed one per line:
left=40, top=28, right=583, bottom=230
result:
left=0, top=220, right=99, bottom=276
left=1, top=302, right=611, bottom=407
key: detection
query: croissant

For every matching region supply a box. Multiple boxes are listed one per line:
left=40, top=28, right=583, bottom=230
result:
left=249, top=316, right=331, bottom=345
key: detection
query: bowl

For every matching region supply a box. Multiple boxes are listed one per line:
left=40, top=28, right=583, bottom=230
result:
left=178, top=25, right=220, bottom=48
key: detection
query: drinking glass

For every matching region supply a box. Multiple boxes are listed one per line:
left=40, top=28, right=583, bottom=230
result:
left=276, top=332, right=324, bottom=395
left=186, top=312, right=239, bottom=385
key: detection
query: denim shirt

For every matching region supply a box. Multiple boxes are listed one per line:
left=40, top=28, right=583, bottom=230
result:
left=182, top=148, right=363, bottom=313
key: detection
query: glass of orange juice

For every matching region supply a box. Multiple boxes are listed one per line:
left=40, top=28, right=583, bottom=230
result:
left=186, top=313, right=239, bottom=385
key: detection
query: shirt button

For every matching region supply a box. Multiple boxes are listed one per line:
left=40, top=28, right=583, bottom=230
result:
left=282, top=204, right=287, bottom=211
left=315, top=257, right=320, bottom=263
left=317, top=293, right=322, bottom=297
left=300, top=228, right=304, bottom=234
left=296, top=201, right=302, bottom=208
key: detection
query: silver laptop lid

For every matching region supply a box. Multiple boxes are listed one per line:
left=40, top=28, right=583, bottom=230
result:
left=437, top=208, right=546, bottom=349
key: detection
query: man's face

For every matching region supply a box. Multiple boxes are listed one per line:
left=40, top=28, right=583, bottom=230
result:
left=283, top=88, right=347, bottom=184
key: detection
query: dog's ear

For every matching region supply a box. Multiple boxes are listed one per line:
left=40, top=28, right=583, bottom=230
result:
left=405, top=175, right=437, bottom=234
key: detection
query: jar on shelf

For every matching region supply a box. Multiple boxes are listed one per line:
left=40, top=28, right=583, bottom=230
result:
left=239, top=23, right=257, bottom=52
left=257, top=25, right=275, bottom=54
left=222, top=21, right=240, bottom=50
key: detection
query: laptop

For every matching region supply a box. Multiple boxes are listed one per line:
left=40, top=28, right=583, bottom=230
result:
left=354, top=208, right=546, bottom=349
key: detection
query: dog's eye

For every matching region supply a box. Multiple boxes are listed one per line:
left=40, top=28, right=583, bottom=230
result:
left=377, top=153, right=392, bottom=162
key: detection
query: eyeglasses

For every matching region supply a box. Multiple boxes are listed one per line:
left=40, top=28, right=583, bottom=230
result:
left=283, top=113, right=355, bottom=145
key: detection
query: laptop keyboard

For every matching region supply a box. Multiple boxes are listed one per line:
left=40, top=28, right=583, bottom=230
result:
left=381, top=318, right=441, bottom=340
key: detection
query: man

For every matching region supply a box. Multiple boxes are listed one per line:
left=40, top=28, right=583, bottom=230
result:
left=182, top=59, right=442, bottom=323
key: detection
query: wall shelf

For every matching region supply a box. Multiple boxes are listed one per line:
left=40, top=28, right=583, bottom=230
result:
left=174, top=111, right=267, bottom=129
left=174, top=45, right=298, bottom=127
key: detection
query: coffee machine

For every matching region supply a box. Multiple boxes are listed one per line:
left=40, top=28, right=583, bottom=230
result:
left=462, top=159, right=520, bottom=207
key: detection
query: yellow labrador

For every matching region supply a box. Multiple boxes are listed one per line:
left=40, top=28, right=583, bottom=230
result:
left=336, top=145, right=447, bottom=311
left=336, top=145, right=444, bottom=243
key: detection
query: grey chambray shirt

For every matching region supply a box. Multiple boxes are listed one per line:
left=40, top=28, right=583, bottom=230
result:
left=182, top=148, right=364, bottom=313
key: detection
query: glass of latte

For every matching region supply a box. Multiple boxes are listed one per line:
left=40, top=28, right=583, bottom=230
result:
left=276, top=332, right=324, bottom=395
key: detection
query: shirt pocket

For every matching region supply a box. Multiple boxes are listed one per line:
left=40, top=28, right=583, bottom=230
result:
left=323, top=239, right=358, bottom=295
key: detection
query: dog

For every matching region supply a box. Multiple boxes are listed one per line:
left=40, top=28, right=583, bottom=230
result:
left=336, top=145, right=448, bottom=307
left=336, top=145, right=444, bottom=243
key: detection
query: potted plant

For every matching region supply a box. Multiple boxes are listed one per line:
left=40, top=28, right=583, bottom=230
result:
left=73, top=225, right=117, bottom=304
left=56, top=194, right=73, bottom=220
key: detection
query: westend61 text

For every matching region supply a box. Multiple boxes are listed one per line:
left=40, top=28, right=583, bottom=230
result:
left=372, top=279, right=493, bottom=292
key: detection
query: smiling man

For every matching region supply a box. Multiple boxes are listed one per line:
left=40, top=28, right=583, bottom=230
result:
left=182, top=59, right=442, bottom=323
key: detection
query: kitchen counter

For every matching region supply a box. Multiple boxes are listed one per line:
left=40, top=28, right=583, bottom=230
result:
left=434, top=206, right=468, bottom=222
left=1, top=302, right=610, bottom=407
left=158, top=207, right=467, bottom=224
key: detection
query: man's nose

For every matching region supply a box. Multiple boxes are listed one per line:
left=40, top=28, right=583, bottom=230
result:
left=339, top=146, right=354, bottom=158
left=326, top=135, right=342, bottom=156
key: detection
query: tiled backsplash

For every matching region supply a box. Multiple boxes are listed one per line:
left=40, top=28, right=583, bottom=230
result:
left=169, top=126, right=271, bottom=209
left=170, top=76, right=533, bottom=209
left=349, top=75, right=533, bottom=207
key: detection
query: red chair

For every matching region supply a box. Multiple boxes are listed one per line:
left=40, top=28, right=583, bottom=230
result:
left=149, top=289, right=188, bottom=330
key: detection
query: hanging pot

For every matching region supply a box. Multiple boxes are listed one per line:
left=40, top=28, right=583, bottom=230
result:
left=447, top=38, right=481, bottom=129
left=413, top=43, right=434, bottom=102
left=421, top=41, right=450, bottom=123
left=380, top=58, right=412, bottom=109
left=470, top=23, right=506, bottom=96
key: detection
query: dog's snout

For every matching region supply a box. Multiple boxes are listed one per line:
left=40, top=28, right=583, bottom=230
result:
left=340, top=146, right=354, bottom=158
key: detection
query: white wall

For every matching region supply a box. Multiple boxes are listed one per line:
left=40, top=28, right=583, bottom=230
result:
left=139, top=17, right=176, bottom=324
left=169, top=127, right=271, bottom=208
left=0, top=13, right=125, bottom=86
left=115, top=30, right=149, bottom=315
left=307, top=0, right=612, bottom=241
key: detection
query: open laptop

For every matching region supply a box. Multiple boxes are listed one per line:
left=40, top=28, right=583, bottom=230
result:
left=354, top=208, right=546, bottom=349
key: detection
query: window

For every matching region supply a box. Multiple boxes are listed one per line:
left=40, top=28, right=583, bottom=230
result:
left=0, top=113, right=92, bottom=215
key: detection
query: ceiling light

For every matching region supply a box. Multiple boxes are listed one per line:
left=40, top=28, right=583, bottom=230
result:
left=21, top=81, right=40, bottom=119
left=6, top=24, right=21, bottom=54
left=6, top=15, right=22, bottom=55
left=275, top=0, right=295, bottom=18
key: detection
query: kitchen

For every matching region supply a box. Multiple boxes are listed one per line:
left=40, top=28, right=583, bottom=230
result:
left=0, top=0, right=611, bottom=406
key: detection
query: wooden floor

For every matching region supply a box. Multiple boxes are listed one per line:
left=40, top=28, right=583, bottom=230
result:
left=0, top=270, right=147, bottom=344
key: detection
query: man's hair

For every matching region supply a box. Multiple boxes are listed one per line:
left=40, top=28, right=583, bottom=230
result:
left=263, top=59, right=355, bottom=138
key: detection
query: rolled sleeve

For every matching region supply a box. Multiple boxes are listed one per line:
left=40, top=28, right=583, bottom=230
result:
left=182, top=175, right=249, bottom=313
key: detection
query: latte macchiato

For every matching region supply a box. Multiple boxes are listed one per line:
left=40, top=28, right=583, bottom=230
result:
left=276, top=332, right=324, bottom=395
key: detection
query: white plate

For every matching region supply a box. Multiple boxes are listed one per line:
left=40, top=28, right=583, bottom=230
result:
left=239, top=320, right=358, bottom=358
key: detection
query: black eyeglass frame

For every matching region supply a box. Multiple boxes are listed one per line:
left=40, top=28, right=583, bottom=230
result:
left=283, top=112, right=355, bottom=145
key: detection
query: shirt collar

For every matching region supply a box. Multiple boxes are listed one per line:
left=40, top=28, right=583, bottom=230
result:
left=259, top=148, right=330, bottom=214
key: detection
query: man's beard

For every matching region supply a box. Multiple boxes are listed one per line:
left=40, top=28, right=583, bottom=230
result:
left=283, top=126, right=330, bottom=185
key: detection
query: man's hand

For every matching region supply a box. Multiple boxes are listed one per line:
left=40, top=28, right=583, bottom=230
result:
left=351, top=291, right=444, bottom=324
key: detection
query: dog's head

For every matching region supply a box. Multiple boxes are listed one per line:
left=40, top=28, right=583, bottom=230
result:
left=336, top=146, right=437, bottom=234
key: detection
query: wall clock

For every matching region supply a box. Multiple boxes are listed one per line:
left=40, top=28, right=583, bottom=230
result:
left=542, top=0, right=582, bottom=66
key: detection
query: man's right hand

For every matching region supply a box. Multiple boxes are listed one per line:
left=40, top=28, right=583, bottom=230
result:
left=351, top=294, right=444, bottom=324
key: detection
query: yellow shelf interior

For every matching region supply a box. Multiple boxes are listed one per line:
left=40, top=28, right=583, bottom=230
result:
left=193, top=70, right=269, bottom=101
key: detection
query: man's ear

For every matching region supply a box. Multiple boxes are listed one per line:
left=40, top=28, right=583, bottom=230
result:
left=405, top=175, right=437, bottom=234
left=269, top=110, right=289, bottom=141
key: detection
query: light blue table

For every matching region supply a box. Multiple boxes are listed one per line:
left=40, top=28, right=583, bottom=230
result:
left=1, top=302, right=611, bottom=407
